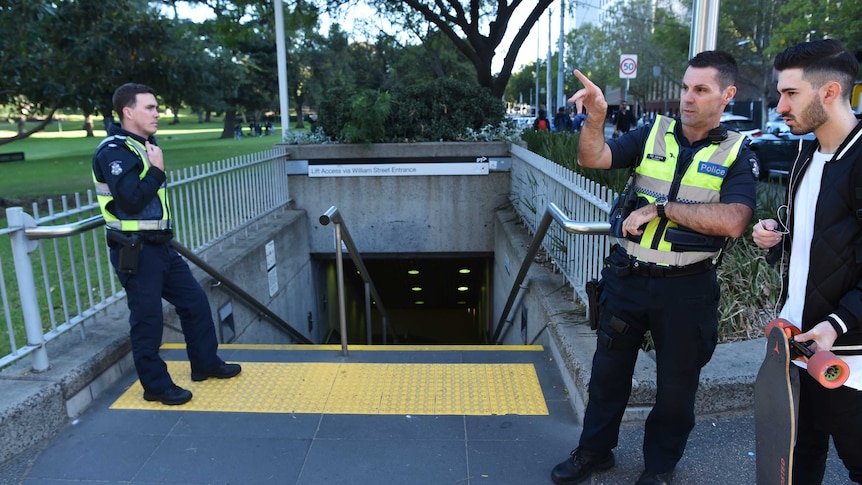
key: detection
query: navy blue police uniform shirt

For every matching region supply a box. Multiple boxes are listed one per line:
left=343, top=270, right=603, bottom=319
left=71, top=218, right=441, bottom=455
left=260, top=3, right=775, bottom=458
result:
left=606, top=122, right=758, bottom=211
left=93, top=124, right=167, bottom=218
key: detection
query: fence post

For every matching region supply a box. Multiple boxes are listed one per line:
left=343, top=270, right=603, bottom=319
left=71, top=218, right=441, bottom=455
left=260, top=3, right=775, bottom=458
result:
left=6, top=207, right=49, bottom=372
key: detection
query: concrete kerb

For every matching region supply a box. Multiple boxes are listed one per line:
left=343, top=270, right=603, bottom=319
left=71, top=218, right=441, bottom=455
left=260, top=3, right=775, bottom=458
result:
left=0, top=301, right=132, bottom=465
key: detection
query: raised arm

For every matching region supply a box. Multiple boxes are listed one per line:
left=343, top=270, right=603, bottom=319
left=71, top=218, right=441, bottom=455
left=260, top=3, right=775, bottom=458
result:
left=568, top=70, right=612, bottom=169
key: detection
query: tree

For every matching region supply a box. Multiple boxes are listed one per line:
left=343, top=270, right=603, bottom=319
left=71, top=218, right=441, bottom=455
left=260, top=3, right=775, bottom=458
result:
left=0, top=0, right=64, bottom=145
left=326, top=0, right=555, bottom=98
left=771, top=0, right=862, bottom=57
left=717, top=0, right=794, bottom=125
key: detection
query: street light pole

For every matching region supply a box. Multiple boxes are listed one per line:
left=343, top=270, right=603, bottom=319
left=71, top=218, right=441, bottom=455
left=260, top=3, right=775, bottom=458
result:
left=274, top=0, right=290, bottom=136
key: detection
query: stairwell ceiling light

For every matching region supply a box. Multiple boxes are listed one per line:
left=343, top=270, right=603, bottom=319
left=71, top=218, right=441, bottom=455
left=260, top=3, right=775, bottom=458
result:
left=412, top=287, right=422, bottom=292
left=408, top=269, right=419, bottom=275
left=457, top=286, right=469, bottom=292
left=458, top=268, right=471, bottom=274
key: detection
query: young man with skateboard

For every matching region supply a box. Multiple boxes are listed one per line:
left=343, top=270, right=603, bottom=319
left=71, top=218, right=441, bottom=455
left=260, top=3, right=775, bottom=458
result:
left=753, top=39, right=862, bottom=484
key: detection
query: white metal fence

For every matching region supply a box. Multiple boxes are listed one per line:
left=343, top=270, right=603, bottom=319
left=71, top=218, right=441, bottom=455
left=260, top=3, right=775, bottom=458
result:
left=508, top=144, right=617, bottom=303
left=1, top=147, right=290, bottom=370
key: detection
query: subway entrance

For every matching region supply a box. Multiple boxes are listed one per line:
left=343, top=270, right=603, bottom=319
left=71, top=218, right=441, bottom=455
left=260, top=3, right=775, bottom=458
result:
left=315, top=254, right=492, bottom=345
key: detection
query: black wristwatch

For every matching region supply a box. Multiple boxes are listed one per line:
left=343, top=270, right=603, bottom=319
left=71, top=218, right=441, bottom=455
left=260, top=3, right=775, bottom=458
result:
left=655, top=195, right=668, bottom=219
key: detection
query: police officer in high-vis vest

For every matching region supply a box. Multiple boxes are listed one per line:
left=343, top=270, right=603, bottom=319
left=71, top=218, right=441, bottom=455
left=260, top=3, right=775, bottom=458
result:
left=551, top=52, right=758, bottom=485
left=93, top=83, right=240, bottom=406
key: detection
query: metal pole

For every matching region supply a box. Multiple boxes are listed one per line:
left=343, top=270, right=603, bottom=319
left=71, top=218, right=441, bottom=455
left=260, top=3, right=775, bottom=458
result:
left=6, top=207, right=49, bottom=372
left=556, top=0, right=566, bottom=110
left=334, top=224, right=348, bottom=356
left=535, top=35, right=540, bottom=118
left=274, top=0, right=290, bottom=136
left=364, top=281, right=372, bottom=344
left=545, top=8, right=552, bottom=115
left=689, top=0, right=720, bottom=58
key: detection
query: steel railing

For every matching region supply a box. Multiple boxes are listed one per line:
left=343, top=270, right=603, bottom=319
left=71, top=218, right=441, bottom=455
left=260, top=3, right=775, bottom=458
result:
left=2, top=148, right=293, bottom=370
left=320, top=206, right=394, bottom=355
left=492, top=203, right=610, bottom=343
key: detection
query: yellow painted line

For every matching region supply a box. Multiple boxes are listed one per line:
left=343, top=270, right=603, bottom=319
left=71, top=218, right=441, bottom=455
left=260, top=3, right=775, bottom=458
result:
left=110, top=361, right=549, bottom=416
left=159, top=343, right=544, bottom=351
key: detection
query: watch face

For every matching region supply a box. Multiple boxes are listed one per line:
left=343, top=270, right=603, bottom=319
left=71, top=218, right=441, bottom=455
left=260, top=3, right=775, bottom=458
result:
left=656, top=196, right=667, bottom=205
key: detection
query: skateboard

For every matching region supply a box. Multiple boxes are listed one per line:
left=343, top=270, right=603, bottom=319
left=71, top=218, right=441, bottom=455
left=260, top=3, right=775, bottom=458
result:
left=754, top=318, right=851, bottom=484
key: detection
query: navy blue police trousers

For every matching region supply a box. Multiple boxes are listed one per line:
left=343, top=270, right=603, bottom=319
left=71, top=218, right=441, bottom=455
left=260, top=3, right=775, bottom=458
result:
left=110, top=241, right=223, bottom=394
left=578, top=248, right=720, bottom=474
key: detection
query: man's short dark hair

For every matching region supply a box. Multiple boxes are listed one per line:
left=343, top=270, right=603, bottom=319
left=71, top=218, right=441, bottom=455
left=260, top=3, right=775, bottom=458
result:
left=112, top=83, right=157, bottom=116
left=688, top=50, right=738, bottom=90
left=774, top=39, right=860, bottom=101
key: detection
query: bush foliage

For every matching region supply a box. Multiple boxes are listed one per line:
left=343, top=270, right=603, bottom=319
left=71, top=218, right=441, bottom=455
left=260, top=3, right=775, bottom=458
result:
left=317, top=78, right=506, bottom=143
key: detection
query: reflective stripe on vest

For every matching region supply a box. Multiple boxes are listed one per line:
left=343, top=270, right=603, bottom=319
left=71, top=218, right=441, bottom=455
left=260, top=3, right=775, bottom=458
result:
left=621, top=115, right=745, bottom=266
left=92, top=135, right=171, bottom=232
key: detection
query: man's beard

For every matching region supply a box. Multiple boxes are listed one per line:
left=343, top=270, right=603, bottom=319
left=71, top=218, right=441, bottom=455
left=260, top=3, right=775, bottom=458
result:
left=789, top=97, right=828, bottom=135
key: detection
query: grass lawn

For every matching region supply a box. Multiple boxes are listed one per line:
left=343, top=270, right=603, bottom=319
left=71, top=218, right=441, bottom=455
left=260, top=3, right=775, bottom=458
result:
left=0, top=114, right=290, bottom=202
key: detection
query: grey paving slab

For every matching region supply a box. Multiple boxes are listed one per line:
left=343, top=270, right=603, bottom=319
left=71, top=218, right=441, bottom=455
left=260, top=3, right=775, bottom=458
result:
left=11, top=346, right=857, bottom=485
left=316, top=414, right=466, bottom=441
left=134, top=435, right=309, bottom=485
left=297, top=438, right=468, bottom=485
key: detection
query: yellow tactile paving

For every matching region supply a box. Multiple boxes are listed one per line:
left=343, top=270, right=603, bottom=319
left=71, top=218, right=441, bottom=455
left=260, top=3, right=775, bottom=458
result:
left=110, top=361, right=549, bottom=416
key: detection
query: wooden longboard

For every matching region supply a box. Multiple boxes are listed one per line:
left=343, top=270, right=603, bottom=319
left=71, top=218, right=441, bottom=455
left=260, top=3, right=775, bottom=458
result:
left=755, top=325, right=800, bottom=485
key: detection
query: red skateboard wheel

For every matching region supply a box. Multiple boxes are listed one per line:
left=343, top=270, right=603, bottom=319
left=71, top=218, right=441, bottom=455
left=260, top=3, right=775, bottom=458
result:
left=765, top=318, right=800, bottom=338
left=807, top=351, right=850, bottom=389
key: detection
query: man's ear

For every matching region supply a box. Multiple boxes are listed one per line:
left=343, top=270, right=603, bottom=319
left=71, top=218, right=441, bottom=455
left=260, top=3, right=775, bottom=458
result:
left=723, top=85, right=737, bottom=105
left=821, top=81, right=842, bottom=106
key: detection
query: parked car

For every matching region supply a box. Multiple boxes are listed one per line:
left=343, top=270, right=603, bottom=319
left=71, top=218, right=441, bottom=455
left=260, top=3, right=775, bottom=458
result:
left=748, top=132, right=816, bottom=180
left=765, top=111, right=790, bottom=135
left=720, top=113, right=762, bottom=139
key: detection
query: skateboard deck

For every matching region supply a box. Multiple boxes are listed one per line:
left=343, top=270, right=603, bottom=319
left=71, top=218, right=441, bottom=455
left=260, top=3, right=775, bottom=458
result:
left=755, top=324, right=799, bottom=485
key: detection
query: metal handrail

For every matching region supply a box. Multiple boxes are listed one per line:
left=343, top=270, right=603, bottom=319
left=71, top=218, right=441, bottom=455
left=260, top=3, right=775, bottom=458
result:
left=320, top=206, right=393, bottom=355
left=20, top=213, right=310, bottom=347
left=491, top=203, right=610, bottom=344
left=24, top=215, right=106, bottom=240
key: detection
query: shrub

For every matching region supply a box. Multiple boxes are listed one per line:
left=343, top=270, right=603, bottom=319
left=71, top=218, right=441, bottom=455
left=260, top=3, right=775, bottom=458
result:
left=316, top=78, right=505, bottom=143
left=341, top=90, right=392, bottom=143
left=389, top=78, right=505, bottom=141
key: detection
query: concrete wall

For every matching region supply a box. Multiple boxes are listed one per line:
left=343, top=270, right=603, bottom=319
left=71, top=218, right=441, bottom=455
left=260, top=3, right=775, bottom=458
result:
left=280, top=142, right=512, bottom=254
left=163, top=207, right=317, bottom=345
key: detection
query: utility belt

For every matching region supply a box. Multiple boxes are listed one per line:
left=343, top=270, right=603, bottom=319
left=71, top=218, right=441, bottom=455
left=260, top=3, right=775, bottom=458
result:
left=107, top=230, right=173, bottom=246
left=605, top=245, right=714, bottom=278
left=106, top=230, right=173, bottom=275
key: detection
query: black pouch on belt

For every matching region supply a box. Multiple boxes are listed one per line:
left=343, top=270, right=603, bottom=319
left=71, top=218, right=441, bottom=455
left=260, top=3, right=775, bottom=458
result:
left=108, top=231, right=142, bottom=275
left=585, top=279, right=603, bottom=330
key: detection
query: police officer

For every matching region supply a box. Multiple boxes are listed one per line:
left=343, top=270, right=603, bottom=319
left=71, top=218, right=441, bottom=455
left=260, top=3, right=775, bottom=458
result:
left=93, top=83, right=241, bottom=406
left=551, top=52, right=758, bottom=485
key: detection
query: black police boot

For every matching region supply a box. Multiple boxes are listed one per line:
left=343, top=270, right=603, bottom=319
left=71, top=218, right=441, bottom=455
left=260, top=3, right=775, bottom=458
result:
left=635, top=469, right=673, bottom=485
left=551, top=447, right=615, bottom=484
left=191, top=362, right=242, bottom=382
left=143, top=384, right=192, bottom=405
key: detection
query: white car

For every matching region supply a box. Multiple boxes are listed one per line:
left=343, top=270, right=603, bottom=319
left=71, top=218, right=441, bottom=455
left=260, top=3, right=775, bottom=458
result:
left=765, top=112, right=790, bottom=135
left=720, top=113, right=762, bottom=139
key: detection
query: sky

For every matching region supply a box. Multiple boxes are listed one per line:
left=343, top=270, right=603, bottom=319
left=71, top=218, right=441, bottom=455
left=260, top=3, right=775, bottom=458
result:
left=170, top=1, right=572, bottom=75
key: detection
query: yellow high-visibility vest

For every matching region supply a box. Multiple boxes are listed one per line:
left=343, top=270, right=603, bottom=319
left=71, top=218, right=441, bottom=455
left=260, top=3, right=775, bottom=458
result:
left=621, top=115, right=745, bottom=266
left=92, top=134, right=171, bottom=232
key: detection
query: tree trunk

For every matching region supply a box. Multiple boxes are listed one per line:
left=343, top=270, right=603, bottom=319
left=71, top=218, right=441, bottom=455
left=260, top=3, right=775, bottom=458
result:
left=221, top=110, right=236, bottom=139
left=84, top=114, right=95, bottom=138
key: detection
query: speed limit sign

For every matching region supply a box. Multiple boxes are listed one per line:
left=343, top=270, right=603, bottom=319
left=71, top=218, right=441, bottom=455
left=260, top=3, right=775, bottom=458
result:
left=619, top=54, right=638, bottom=79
